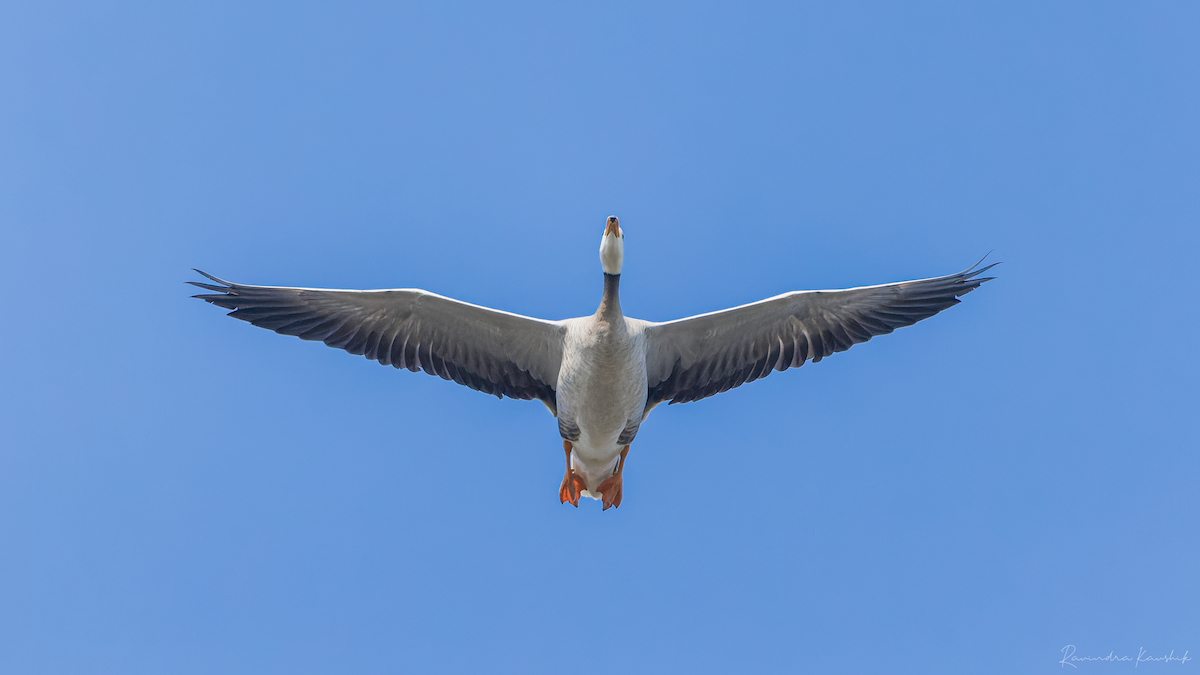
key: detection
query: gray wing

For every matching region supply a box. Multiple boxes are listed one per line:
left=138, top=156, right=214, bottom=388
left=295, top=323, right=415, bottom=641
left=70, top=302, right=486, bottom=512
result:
left=641, top=261, right=996, bottom=409
left=190, top=271, right=566, bottom=413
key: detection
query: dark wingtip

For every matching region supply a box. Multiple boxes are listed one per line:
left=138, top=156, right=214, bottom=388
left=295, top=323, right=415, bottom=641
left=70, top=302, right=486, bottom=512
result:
left=190, top=271, right=239, bottom=303
left=187, top=281, right=233, bottom=293
left=192, top=269, right=233, bottom=286
left=960, top=255, right=1000, bottom=283
left=948, top=258, right=999, bottom=297
left=962, top=252, right=999, bottom=273
left=969, top=262, right=1001, bottom=277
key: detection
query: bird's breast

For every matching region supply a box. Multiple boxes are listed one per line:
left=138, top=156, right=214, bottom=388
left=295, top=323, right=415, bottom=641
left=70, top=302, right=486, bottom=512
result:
left=556, top=320, right=647, bottom=460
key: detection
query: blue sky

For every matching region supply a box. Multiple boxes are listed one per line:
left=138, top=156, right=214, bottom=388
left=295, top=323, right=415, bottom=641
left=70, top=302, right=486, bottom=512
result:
left=1, top=1, right=1197, bottom=673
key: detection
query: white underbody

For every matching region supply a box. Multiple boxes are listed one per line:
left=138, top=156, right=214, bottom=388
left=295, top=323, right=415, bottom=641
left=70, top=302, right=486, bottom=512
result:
left=556, top=315, right=649, bottom=499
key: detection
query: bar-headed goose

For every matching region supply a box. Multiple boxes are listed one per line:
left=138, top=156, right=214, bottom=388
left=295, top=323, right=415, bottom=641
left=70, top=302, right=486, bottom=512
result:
left=192, top=216, right=995, bottom=510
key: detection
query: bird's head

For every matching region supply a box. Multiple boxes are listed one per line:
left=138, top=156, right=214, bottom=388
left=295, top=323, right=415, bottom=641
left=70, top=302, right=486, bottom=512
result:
left=600, top=215, right=624, bottom=275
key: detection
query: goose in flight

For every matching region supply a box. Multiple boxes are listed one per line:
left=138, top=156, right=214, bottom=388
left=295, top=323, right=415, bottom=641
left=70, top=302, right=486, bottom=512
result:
left=191, top=216, right=995, bottom=510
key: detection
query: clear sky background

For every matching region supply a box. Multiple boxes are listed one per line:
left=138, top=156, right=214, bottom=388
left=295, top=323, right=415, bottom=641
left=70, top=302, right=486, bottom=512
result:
left=1, top=1, right=1197, bottom=673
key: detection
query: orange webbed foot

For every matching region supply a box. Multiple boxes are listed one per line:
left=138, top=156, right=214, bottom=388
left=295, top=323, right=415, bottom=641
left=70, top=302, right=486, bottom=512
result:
left=596, top=473, right=623, bottom=510
left=559, top=470, right=587, bottom=507
left=559, top=440, right=587, bottom=507
left=596, top=444, right=630, bottom=511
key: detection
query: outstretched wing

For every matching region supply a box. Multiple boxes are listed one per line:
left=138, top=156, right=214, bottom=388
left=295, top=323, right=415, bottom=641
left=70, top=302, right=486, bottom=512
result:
left=190, top=271, right=566, bottom=412
left=641, top=261, right=996, bottom=409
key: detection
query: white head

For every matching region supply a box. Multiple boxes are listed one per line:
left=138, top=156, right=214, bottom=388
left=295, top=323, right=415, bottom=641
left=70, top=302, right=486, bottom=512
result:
left=599, top=215, right=624, bottom=275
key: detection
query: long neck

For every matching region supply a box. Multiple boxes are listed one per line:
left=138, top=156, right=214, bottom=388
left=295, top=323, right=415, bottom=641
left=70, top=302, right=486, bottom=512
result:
left=597, top=273, right=622, bottom=320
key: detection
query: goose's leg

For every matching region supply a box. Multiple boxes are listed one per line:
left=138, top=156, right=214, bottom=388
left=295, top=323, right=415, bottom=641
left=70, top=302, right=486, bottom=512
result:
left=558, top=440, right=587, bottom=507
left=596, top=444, right=630, bottom=511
